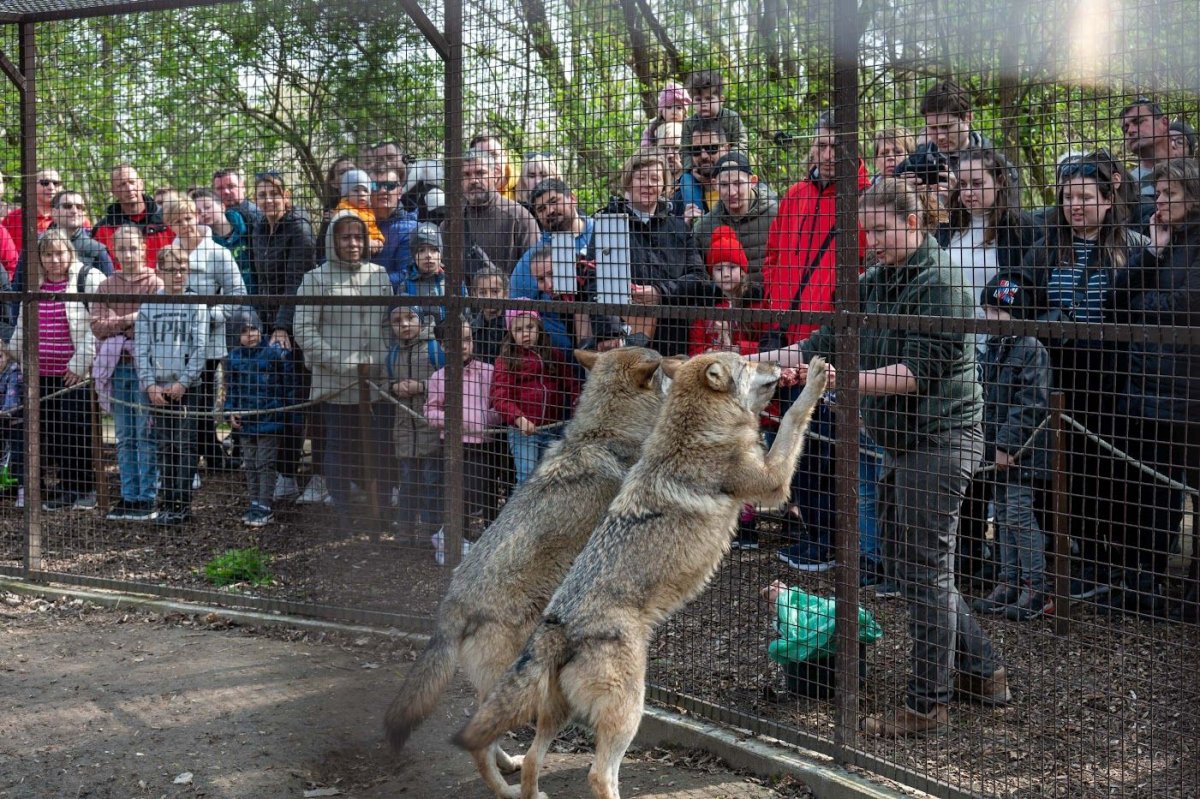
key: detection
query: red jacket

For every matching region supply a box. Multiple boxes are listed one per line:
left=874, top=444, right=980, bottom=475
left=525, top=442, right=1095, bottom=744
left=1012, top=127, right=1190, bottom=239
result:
left=761, top=163, right=869, bottom=344
left=490, top=347, right=578, bottom=428
left=687, top=295, right=770, bottom=357
left=91, top=197, right=174, bottom=271
left=0, top=222, right=17, bottom=279
left=2, top=207, right=52, bottom=270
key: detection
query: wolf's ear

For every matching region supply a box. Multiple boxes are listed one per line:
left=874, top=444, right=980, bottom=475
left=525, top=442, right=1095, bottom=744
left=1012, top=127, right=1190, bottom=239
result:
left=660, top=358, right=683, bottom=379
left=632, top=358, right=662, bottom=387
left=575, top=349, right=599, bottom=371
left=704, top=361, right=732, bottom=391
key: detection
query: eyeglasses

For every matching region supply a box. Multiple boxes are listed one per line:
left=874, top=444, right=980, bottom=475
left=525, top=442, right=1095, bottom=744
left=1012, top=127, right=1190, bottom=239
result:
left=374, top=181, right=401, bottom=191
left=694, top=144, right=724, bottom=154
left=38, top=178, right=62, bottom=187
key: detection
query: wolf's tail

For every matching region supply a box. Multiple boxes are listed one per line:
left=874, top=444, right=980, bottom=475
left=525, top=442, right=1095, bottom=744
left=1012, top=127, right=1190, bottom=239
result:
left=383, top=627, right=458, bottom=751
left=452, top=624, right=569, bottom=752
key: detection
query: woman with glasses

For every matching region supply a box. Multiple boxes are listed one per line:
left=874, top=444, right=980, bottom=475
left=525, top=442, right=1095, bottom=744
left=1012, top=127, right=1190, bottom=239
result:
left=1016, top=150, right=1148, bottom=602
left=248, top=170, right=320, bottom=504
left=1110, top=157, right=1200, bottom=620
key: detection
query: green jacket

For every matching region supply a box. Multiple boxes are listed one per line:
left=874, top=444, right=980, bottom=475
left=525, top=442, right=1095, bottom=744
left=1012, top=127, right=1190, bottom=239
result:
left=801, top=236, right=982, bottom=453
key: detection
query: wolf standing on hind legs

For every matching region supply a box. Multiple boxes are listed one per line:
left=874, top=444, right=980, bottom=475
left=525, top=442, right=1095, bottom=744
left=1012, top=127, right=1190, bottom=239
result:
left=381, top=347, right=666, bottom=799
left=455, top=352, right=829, bottom=799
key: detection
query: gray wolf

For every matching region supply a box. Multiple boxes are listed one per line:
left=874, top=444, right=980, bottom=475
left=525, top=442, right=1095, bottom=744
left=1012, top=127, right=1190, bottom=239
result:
left=383, top=346, right=666, bottom=798
left=454, top=352, right=829, bottom=799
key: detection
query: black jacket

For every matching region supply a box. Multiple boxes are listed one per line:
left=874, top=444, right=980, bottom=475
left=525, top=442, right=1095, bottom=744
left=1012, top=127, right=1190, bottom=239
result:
left=981, top=334, right=1052, bottom=476
left=248, top=210, right=317, bottom=335
left=586, top=196, right=718, bottom=356
left=1113, top=219, right=1200, bottom=423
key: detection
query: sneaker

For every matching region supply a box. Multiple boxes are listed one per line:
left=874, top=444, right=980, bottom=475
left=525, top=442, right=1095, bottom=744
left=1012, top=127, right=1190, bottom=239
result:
left=125, top=501, right=158, bottom=522
left=106, top=499, right=135, bottom=521
left=776, top=544, right=835, bottom=572
left=245, top=504, right=274, bottom=528
left=955, top=667, right=1012, bottom=706
left=874, top=580, right=902, bottom=599
left=297, top=475, right=330, bottom=505
left=431, top=528, right=446, bottom=566
left=42, top=495, right=73, bottom=512
left=971, top=582, right=1019, bottom=614
left=192, top=473, right=202, bottom=491
left=1069, top=576, right=1110, bottom=600
left=1005, top=588, right=1054, bottom=621
left=72, top=492, right=97, bottom=511
left=15, top=487, right=24, bottom=508
left=241, top=507, right=259, bottom=526
left=273, top=475, right=299, bottom=501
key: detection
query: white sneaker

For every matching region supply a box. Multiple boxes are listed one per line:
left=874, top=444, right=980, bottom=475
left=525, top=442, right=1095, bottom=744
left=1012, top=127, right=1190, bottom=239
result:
left=297, top=475, right=330, bottom=504
left=273, top=475, right=299, bottom=501
left=431, top=528, right=446, bottom=566
left=192, top=473, right=202, bottom=491
left=72, top=492, right=97, bottom=510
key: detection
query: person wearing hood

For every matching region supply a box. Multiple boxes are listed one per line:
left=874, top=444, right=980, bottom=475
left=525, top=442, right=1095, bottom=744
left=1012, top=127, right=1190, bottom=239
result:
left=294, top=212, right=393, bottom=526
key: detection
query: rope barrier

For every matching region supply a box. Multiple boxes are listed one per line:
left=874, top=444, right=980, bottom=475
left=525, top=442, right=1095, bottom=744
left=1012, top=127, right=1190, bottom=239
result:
left=103, top=381, right=354, bottom=419
left=367, top=380, right=568, bottom=436
left=0, top=378, right=95, bottom=418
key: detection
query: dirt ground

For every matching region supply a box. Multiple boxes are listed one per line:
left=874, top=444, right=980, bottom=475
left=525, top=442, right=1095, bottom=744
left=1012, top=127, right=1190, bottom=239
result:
left=0, top=592, right=814, bottom=799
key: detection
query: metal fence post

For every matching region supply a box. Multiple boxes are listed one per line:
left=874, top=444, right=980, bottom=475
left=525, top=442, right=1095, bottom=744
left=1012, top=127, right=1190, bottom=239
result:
left=18, top=20, right=41, bottom=578
left=1050, top=391, right=1071, bottom=635
left=357, top=363, right=381, bottom=533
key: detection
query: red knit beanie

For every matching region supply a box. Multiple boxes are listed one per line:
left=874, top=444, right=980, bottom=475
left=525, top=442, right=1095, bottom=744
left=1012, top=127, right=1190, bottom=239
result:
left=707, top=225, right=748, bottom=273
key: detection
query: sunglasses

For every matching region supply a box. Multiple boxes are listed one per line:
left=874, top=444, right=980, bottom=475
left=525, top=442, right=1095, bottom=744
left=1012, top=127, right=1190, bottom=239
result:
left=38, top=178, right=62, bottom=187
left=1058, top=160, right=1107, bottom=182
left=373, top=180, right=401, bottom=191
left=694, top=144, right=724, bottom=154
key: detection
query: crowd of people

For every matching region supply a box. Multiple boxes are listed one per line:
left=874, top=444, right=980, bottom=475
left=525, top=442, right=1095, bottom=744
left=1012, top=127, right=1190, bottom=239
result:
left=0, top=72, right=1195, bottom=736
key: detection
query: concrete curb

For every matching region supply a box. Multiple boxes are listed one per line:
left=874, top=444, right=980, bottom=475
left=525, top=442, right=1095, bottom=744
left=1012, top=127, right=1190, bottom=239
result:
left=2, top=578, right=911, bottom=799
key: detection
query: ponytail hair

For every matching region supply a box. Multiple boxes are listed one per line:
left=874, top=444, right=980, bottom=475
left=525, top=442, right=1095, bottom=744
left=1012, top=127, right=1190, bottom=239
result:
left=859, top=176, right=946, bottom=232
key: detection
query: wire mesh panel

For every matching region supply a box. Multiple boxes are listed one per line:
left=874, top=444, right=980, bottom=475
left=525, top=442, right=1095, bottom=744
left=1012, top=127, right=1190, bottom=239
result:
left=0, top=0, right=1197, bottom=796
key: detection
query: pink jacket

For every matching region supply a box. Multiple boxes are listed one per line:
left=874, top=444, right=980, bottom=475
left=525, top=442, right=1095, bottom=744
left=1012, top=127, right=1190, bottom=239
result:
left=424, top=358, right=499, bottom=444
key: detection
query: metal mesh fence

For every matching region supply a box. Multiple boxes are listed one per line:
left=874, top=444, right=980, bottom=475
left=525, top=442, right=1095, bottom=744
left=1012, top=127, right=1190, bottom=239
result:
left=0, top=0, right=1197, bottom=797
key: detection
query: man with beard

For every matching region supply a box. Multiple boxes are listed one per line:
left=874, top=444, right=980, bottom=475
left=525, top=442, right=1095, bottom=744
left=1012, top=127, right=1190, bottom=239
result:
left=674, top=121, right=731, bottom=225
left=508, top=178, right=594, bottom=300
left=442, top=147, right=537, bottom=280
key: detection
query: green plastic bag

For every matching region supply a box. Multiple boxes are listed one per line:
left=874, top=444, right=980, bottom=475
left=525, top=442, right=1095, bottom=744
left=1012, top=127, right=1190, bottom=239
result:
left=767, top=586, right=883, bottom=665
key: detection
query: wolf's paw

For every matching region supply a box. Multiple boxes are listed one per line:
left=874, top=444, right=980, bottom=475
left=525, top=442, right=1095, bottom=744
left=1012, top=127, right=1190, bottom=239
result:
left=496, top=752, right=524, bottom=774
left=806, top=356, right=829, bottom=392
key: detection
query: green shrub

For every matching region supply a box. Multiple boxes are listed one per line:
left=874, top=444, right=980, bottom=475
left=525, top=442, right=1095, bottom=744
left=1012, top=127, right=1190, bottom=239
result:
left=203, top=547, right=274, bottom=588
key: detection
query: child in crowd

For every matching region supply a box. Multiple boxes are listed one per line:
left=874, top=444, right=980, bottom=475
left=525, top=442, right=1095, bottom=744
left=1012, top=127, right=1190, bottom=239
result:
left=424, top=317, right=499, bottom=565
left=679, top=70, right=744, bottom=210
left=134, top=244, right=208, bottom=526
left=654, top=121, right=685, bottom=182
left=335, top=169, right=385, bottom=255
left=386, top=305, right=442, bottom=541
left=0, top=351, right=23, bottom=505
left=972, top=274, right=1054, bottom=621
left=224, top=309, right=292, bottom=528
left=468, top=265, right=509, bottom=363
left=400, top=222, right=447, bottom=329
left=490, top=309, right=577, bottom=487
left=640, top=82, right=692, bottom=148
left=687, top=226, right=768, bottom=356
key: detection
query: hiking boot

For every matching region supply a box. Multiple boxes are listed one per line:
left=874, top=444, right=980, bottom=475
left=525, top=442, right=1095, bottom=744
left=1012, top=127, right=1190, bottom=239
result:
left=971, top=581, right=1019, bottom=614
left=955, top=667, right=1012, bottom=706
left=1005, top=588, right=1054, bottom=621
left=862, top=704, right=948, bottom=737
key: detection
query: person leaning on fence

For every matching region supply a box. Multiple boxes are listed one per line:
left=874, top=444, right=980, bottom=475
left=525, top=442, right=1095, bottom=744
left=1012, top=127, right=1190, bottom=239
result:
left=490, top=309, right=578, bottom=488
left=223, top=308, right=292, bottom=529
left=386, top=305, right=442, bottom=543
left=755, top=176, right=1008, bottom=737
left=293, top=212, right=393, bottom=531
left=161, top=190, right=248, bottom=476
left=6, top=228, right=100, bottom=513
left=1014, top=149, right=1147, bottom=601
left=134, top=244, right=208, bottom=527
left=91, top=225, right=164, bottom=523
left=247, top=170, right=320, bottom=504
left=1108, top=157, right=1200, bottom=621
left=467, top=265, right=509, bottom=364
left=971, top=274, right=1054, bottom=622
left=423, top=316, right=500, bottom=566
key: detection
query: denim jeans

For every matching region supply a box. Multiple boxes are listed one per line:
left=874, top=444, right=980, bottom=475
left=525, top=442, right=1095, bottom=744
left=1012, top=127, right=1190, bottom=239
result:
left=859, top=429, right=883, bottom=562
left=507, top=428, right=559, bottom=485
left=113, top=361, right=157, bottom=503
left=994, top=471, right=1047, bottom=591
left=396, top=455, right=442, bottom=529
left=878, top=427, right=999, bottom=711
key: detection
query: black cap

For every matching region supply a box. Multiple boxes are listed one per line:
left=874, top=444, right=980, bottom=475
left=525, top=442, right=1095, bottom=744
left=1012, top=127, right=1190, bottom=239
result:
left=713, top=151, right=753, bottom=177
left=980, top=274, right=1039, bottom=321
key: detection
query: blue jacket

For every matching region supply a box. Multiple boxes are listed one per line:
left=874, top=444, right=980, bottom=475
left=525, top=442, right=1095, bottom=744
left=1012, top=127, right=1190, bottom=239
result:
left=510, top=217, right=595, bottom=300
left=224, top=342, right=294, bottom=435
left=377, top=209, right=420, bottom=293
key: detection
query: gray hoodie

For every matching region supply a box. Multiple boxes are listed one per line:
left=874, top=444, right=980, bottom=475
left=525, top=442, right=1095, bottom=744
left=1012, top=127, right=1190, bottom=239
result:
left=134, top=289, right=210, bottom=391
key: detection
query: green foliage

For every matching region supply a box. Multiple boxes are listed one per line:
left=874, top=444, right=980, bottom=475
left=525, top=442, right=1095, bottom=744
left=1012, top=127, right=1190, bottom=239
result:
left=203, top=547, right=274, bottom=588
